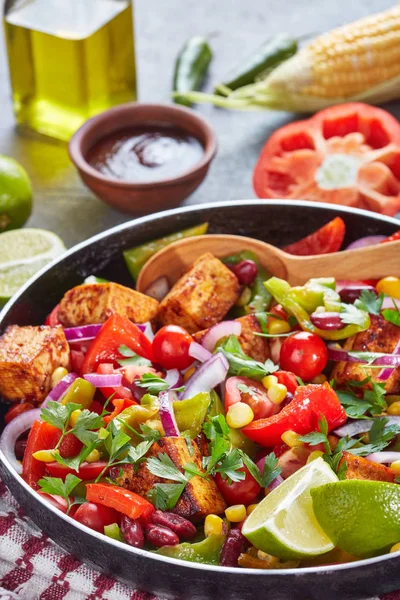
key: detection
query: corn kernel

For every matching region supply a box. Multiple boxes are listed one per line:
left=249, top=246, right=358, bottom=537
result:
left=311, top=374, right=327, bottom=384
left=268, top=383, right=288, bottom=405
left=262, top=375, right=278, bottom=390
left=247, top=504, right=258, bottom=515
left=281, top=430, right=304, bottom=448
left=235, top=286, right=252, bottom=307
left=226, top=402, right=254, bottom=429
left=376, top=277, right=400, bottom=300
left=69, top=409, right=82, bottom=428
left=33, top=449, right=60, bottom=463
left=204, top=514, right=224, bottom=537
left=307, top=450, right=324, bottom=463
left=225, top=504, right=247, bottom=522
left=388, top=401, right=400, bottom=416
left=86, top=449, right=101, bottom=463
left=51, top=367, right=69, bottom=389
left=390, top=460, right=400, bottom=475
left=183, top=366, right=196, bottom=382
left=390, top=542, right=400, bottom=553
left=268, top=319, right=291, bottom=335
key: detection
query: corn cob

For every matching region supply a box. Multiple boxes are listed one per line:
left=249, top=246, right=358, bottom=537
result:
left=177, top=5, right=400, bottom=112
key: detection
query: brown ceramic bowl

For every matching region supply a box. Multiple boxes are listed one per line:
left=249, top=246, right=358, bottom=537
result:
left=69, top=102, right=217, bottom=215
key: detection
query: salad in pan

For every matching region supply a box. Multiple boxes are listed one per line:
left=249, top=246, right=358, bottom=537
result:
left=2, top=217, right=400, bottom=570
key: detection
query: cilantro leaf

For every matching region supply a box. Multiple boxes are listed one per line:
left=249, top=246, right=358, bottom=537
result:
left=146, top=453, right=188, bottom=484
left=215, top=448, right=245, bottom=483
left=336, top=390, right=373, bottom=419
left=203, top=435, right=230, bottom=473
left=72, top=410, right=104, bottom=446
left=355, top=290, right=384, bottom=315
left=299, top=431, right=328, bottom=445
left=117, top=345, right=152, bottom=367
left=382, top=309, right=400, bottom=327
left=126, top=439, right=155, bottom=464
left=340, top=304, right=368, bottom=327
left=40, top=401, right=81, bottom=431
left=218, top=335, right=278, bottom=380
left=136, top=373, right=184, bottom=394
left=52, top=441, right=99, bottom=472
left=259, top=452, right=282, bottom=488
left=147, top=482, right=186, bottom=510
left=183, top=461, right=209, bottom=480
left=38, top=473, right=82, bottom=513
left=203, top=414, right=230, bottom=441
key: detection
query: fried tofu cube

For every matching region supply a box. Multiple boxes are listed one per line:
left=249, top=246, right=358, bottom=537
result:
left=58, top=282, right=159, bottom=327
left=0, top=325, right=70, bottom=403
left=342, top=452, right=395, bottom=483
left=112, top=436, right=226, bottom=522
left=194, top=313, right=270, bottom=361
left=157, top=253, right=239, bottom=333
left=331, top=314, right=400, bottom=393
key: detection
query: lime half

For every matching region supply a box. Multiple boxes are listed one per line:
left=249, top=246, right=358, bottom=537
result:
left=311, top=480, right=400, bottom=558
left=242, top=457, right=337, bottom=560
left=0, top=228, right=66, bottom=303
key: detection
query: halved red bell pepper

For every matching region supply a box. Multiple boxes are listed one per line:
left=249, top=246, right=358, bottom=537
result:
left=45, top=460, right=108, bottom=481
left=274, top=371, right=299, bottom=395
left=22, top=420, right=62, bottom=489
left=283, top=217, right=345, bottom=256
left=242, top=382, right=346, bottom=447
left=86, top=483, right=154, bottom=520
left=81, top=314, right=154, bottom=375
left=103, top=398, right=136, bottom=425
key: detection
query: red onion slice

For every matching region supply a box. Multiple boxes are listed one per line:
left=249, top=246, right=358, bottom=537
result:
left=165, top=369, right=183, bottom=389
left=310, top=312, right=344, bottom=331
left=158, top=390, right=180, bottom=436
left=334, top=416, right=400, bottom=438
left=346, top=235, right=386, bottom=250
left=366, top=452, right=400, bottom=464
left=83, top=373, right=122, bottom=387
left=201, top=321, right=242, bottom=352
left=327, top=344, right=400, bottom=367
left=41, top=372, right=78, bottom=408
left=180, top=352, right=229, bottom=400
left=144, top=276, right=170, bottom=301
left=0, top=408, right=41, bottom=474
left=379, top=341, right=400, bottom=381
left=142, top=321, right=154, bottom=342
left=189, top=341, right=212, bottom=363
left=64, top=324, right=102, bottom=342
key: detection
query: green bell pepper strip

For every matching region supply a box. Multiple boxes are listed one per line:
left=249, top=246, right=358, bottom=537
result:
left=104, top=523, right=125, bottom=543
left=60, top=378, right=96, bottom=410
left=265, top=277, right=370, bottom=341
left=173, top=392, right=211, bottom=438
left=222, top=250, right=272, bottom=313
left=157, top=534, right=226, bottom=565
left=123, top=223, right=208, bottom=281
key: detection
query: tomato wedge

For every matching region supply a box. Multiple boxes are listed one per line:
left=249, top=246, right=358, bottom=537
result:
left=254, top=103, right=400, bottom=216
left=22, top=420, right=62, bottom=489
left=81, top=314, right=154, bottom=375
left=86, top=483, right=154, bottom=520
left=242, top=382, right=346, bottom=447
left=284, top=217, right=345, bottom=255
left=45, top=461, right=108, bottom=481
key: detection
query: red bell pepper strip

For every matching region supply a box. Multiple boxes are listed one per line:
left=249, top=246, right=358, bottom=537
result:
left=81, top=314, right=154, bottom=375
left=22, top=420, right=62, bottom=489
left=283, top=217, right=345, bottom=256
left=45, top=461, right=109, bottom=481
left=86, top=483, right=154, bottom=520
left=274, top=371, right=299, bottom=395
left=103, top=398, right=136, bottom=425
left=242, top=382, right=346, bottom=447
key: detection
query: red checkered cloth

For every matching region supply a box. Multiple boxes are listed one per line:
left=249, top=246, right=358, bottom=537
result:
left=0, top=475, right=399, bottom=600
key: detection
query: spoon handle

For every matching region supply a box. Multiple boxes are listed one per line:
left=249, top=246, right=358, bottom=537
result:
left=283, top=240, right=400, bottom=285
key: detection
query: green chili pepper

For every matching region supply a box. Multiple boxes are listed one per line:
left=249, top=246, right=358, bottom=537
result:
left=60, top=378, right=95, bottom=410
left=265, top=277, right=370, bottom=341
left=173, top=36, right=213, bottom=107
left=123, top=223, right=208, bottom=282
left=104, top=523, right=125, bottom=542
left=222, top=250, right=272, bottom=313
left=157, top=534, right=225, bottom=565
left=215, top=33, right=297, bottom=94
left=173, top=392, right=211, bottom=438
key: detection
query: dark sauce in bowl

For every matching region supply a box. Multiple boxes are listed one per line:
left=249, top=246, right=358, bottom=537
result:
left=87, top=125, right=204, bottom=183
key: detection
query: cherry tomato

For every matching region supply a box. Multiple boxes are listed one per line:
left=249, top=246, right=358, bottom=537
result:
left=215, top=467, right=261, bottom=505
left=152, top=325, right=193, bottom=370
left=45, top=461, right=108, bottom=481
left=4, top=402, right=34, bottom=425
left=279, top=332, right=328, bottom=381
left=225, top=376, right=279, bottom=420
left=74, top=501, right=121, bottom=533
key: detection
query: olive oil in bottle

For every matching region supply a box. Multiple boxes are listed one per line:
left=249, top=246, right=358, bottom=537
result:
left=4, top=0, right=136, bottom=141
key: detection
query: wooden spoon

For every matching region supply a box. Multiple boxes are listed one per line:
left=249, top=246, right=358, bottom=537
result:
left=136, top=234, right=400, bottom=292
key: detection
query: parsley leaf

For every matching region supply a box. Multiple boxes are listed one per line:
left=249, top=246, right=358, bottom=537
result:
left=218, top=335, right=278, bottom=380
left=72, top=410, right=104, bottom=446
left=147, top=483, right=186, bottom=510
left=136, top=373, right=184, bottom=394
left=336, top=390, right=373, bottom=419
left=40, top=401, right=81, bottom=431
left=355, top=290, right=384, bottom=315
left=215, top=448, right=245, bottom=482
left=340, top=304, right=369, bottom=327
left=38, top=473, right=82, bottom=513
left=117, top=345, right=152, bottom=368
left=146, top=453, right=188, bottom=484
left=259, top=452, right=282, bottom=488
left=382, top=309, right=400, bottom=327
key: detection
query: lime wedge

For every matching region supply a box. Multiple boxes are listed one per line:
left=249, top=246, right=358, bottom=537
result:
left=311, top=480, right=400, bottom=558
left=242, top=457, right=337, bottom=560
left=0, top=228, right=66, bottom=302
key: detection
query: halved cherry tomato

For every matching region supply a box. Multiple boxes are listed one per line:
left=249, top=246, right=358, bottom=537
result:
left=74, top=502, right=121, bottom=533
left=86, top=483, right=154, bottom=520
left=214, top=467, right=261, bottom=505
left=280, top=332, right=328, bottom=381
left=283, top=217, right=345, bottom=256
left=45, top=461, right=108, bottom=481
left=4, top=402, right=34, bottom=425
left=152, top=325, right=194, bottom=371
left=45, top=304, right=60, bottom=327
left=254, top=103, right=400, bottom=216
left=242, top=382, right=346, bottom=447
left=81, top=314, right=154, bottom=375
left=22, top=420, right=62, bottom=489
left=274, top=371, right=298, bottom=395
left=225, top=376, right=279, bottom=420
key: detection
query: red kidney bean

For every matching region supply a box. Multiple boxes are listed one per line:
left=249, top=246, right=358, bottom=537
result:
left=145, top=524, right=179, bottom=548
left=121, top=516, right=144, bottom=549
left=219, top=529, right=250, bottom=567
left=231, top=260, right=258, bottom=286
left=339, top=285, right=376, bottom=304
left=310, top=311, right=344, bottom=331
left=15, top=439, right=27, bottom=461
left=150, top=510, right=196, bottom=540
